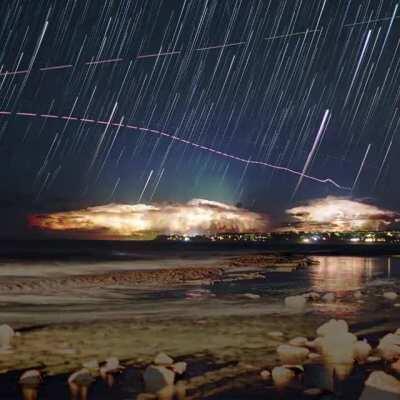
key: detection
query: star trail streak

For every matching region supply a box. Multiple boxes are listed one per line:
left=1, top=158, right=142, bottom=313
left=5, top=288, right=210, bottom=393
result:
left=0, top=110, right=351, bottom=190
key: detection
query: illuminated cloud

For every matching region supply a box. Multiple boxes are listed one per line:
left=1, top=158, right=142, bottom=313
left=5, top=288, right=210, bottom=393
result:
left=29, top=199, right=268, bottom=238
left=285, top=196, right=399, bottom=232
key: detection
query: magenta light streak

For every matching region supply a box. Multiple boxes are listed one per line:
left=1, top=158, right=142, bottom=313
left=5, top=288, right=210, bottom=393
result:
left=0, top=110, right=351, bottom=190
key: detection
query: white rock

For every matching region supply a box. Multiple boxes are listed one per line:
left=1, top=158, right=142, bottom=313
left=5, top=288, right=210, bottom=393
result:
left=320, top=332, right=357, bottom=365
left=354, top=340, right=372, bottom=363
left=378, top=333, right=400, bottom=361
left=277, top=344, right=310, bottom=365
left=317, top=319, right=348, bottom=337
left=322, top=292, right=336, bottom=302
left=143, top=365, right=175, bottom=394
left=171, top=362, right=187, bottom=375
left=306, top=338, right=324, bottom=353
left=0, top=324, right=15, bottom=349
left=19, top=370, right=42, bottom=385
left=271, top=366, right=295, bottom=389
left=364, top=371, right=400, bottom=394
left=260, top=370, right=271, bottom=380
left=154, top=353, right=174, bottom=366
left=289, top=337, right=308, bottom=347
left=383, top=292, right=398, bottom=301
left=284, top=295, right=306, bottom=310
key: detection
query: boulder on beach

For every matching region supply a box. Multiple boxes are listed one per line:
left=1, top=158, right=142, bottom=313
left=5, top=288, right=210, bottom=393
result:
left=353, top=340, right=372, bottom=363
left=277, top=344, right=310, bottom=365
left=271, top=366, right=295, bottom=389
left=171, top=362, right=187, bottom=375
left=378, top=333, right=400, bottom=361
left=284, top=295, right=306, bottom=310
left=303, top=292, right=320, bottom=301
left=0, top=324, right=15, bottom=349
left=143, top=365, right=175, bottom=393
left=359, top=371, right=400, bottom=399
left=316, top=319, right=348, bottom=337
left=383, top=292, right=398, bottom=301
left=154, top=353, right=174, bottom=366
left=320, top=332, right=357, bottom=364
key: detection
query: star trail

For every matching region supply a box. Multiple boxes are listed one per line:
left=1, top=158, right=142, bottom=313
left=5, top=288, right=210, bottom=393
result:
left=0, top=0, right=399, bottom=236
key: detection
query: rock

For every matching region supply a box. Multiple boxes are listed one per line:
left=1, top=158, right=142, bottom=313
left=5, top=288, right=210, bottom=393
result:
left=303, top=292, right=320, bottom=301
left=19, top=370, right=42, bottom=386
left=260, top=370, right=271, bottom=380
left=354, top=340, right=372, bottom=363
left=364, top=371, right=400, bottom=394
left=378, top=333, right=400, bottom=361
left=154, top=353, right=174, bottom=366
left=391, top=359, right=400, bottom=373
left=143, top=365, right=175, bottom=393
left=284, top=295, right=306, bottom=310
left=306, top=338, right=324, bottom=353
left=241, top=293, right=261, bottom=300
left=316, top=319, right=348, bottom=337
left=100, top=357, right=124, bottom=374
left=289, top=337, right=308, bottom=347
left=271, top=366, right=295, bottom=389
left=171, top=362, right=187, bottom=375
left=0, top=324, right=15, bottom=349
left=322, top=292, right=335, bottom=302
left=383, top=292, right=398, bottom=301
left=354, top=291, right=363, bottom=299
left=277, top=344, right=310, bottom=365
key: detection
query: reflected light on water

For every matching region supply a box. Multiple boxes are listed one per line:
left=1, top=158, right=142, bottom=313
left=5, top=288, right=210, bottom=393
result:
left=310, top=257, right=391, bottom=292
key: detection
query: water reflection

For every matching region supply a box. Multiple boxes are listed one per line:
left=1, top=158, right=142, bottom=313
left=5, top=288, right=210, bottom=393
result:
left=310, top=256, right=393, bottom=292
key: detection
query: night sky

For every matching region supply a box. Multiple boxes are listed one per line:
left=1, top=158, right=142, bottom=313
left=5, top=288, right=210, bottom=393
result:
left=1, top=0, right=400, bottom=236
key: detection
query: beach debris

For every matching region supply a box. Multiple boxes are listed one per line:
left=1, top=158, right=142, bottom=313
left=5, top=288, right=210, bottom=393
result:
left=19, top=370, right=42, bottom=400
left=303, top=292, right=320, bottom=301
left=316, top=319, right=348, bottom=336
left=378, top=333, right=400, bottom=361
left=271, top=366, right=295, bottom=389
left=154, top=353, right=174, bottom=366
left=359, top=371, right=400, bottom=399
left=383, top=292, right=398, bottom=301
left=143, top=365, right=175, bottom=393
left=321, top=292, right=336, bottom=302
left=260, top=369, right=271, bottom=380
left=277, top=344, right=310, bottom=365
left=0, top=324, right=15, bottom=349
left=171, top=362, right=187, bottom=376
left=241, top=293, right=261, bottom=300
left=289, top=337, right=308, bottom=347
left=284, top=295, right=306, bottom=310
left=353, top=340, right=372, bottom=364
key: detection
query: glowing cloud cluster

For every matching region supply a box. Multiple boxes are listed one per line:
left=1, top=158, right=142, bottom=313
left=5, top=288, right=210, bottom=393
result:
left=285, top=196, right=399, bottom=232
left=29, top=199, right=268, bottom=238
